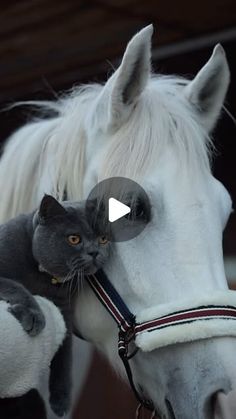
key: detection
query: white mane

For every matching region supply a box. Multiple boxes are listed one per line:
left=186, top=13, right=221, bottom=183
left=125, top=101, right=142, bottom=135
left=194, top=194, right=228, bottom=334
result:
left=34, top=84, right=102, bottom=201
left=7, top=76, right=213, bottom=206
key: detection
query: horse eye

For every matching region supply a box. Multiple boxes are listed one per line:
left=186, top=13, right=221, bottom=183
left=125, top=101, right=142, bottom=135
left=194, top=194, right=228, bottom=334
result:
left=125, top=198, right=147, bottom=220
left=98, top=236, right=109, bottom=245
left=134, top=201, right=145, bottom=217
left=67, top=235, right=81, bottom=245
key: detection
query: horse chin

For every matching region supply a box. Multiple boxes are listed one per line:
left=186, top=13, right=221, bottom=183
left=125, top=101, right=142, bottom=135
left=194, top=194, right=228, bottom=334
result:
left=156, top=392, right=236, bottom=419
left=150, top=388, right=236, bottom=419
left=133, top=337, right=236, bottom=419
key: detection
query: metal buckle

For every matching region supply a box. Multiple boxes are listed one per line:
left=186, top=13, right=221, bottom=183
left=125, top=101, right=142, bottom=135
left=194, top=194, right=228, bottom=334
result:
left=118, top=328, right=136, bottom=359
left=136, top=403, right=157, bottom=418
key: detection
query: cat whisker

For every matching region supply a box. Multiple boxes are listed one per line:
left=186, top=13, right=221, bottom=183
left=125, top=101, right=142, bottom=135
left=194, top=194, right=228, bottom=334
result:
left=58, top=268, right=76, bottom=297
left=62, top=267, right=79, bottom=304
left=68, top=270, right=81, bottom=304
left=77, top=269, right=82, bottom=293
left=77, top=270, right=80, bottom=292
left=61, top=271, right=71, bottom=291
left=77, top=268, right=85, bottom=294
left=72, top=273, right=80, bottom=298
left=68, top=275, right=73, bottom=306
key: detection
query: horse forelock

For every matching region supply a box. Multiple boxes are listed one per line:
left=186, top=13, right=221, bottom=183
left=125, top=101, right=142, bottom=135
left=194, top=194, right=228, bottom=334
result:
left=99, top=76, right=214, bottom=182
left=43, top=75, right=214, bottom=201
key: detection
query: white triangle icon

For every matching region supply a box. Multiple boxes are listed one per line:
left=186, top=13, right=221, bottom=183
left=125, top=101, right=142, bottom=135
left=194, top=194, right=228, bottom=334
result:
left=108, top=197, right=131, bottom=223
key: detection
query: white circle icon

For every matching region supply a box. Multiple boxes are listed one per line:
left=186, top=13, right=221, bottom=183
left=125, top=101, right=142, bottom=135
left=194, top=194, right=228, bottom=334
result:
left=108, top=198, right=131, bottom=223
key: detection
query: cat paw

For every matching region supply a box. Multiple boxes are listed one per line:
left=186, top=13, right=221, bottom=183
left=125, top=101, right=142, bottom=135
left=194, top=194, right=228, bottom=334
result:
left=8, top=303, right=46, bottom=336
left=50, top=391, right=71, bottom=417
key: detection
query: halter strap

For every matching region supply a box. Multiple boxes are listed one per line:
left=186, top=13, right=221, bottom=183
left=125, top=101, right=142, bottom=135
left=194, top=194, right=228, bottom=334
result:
left=89, top=271, right=236, bottom=339
left=135, top=305, right=236, bottom=334
left=88, top=271, right=155, bottom=412
left=88, top=271, right=135, bottom=332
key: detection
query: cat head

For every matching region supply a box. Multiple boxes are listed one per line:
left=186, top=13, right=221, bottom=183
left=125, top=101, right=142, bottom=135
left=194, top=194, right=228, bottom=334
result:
left=32, top=195, right=110, bottom=279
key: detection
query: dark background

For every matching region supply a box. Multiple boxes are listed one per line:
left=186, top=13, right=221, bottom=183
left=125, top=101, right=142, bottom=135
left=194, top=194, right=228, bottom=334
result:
left=0, top=1, right=235, bottom=418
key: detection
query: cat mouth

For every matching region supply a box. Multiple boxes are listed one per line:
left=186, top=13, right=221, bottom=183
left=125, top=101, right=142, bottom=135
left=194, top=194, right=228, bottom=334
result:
left=70, top=259, right=103, bottom=275
left=83, top=258, right=104, bottom=274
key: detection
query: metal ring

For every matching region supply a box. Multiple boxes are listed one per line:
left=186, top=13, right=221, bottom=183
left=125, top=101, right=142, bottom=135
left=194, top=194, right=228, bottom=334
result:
left=135, top=403, right=142, bottom=419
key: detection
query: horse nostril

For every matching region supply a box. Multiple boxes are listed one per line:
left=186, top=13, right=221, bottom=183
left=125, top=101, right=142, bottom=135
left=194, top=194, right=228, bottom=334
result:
left=88, top=251, right=98, bottom=259
left=165, top=399, right=176, bottom=419
left=211, top=389, right=231, bottom=419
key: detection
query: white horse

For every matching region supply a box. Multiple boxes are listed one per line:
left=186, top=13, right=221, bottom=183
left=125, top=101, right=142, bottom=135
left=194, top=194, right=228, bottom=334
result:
left=0, top=25, right=235, bottom=418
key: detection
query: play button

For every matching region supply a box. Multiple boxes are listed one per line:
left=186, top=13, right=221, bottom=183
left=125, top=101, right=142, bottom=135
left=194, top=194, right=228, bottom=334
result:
left=108, top=198, right=130, bottom=222
left=85, top=177, right=150, bottom=242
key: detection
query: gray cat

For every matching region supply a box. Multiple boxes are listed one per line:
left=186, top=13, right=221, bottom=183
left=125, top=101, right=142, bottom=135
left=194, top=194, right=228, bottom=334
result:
left=0, top=194, right=110, bottom=417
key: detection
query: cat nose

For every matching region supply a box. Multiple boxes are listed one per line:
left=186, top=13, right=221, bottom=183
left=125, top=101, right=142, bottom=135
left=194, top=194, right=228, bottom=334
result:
left=88, top=251, right=98, bottom=259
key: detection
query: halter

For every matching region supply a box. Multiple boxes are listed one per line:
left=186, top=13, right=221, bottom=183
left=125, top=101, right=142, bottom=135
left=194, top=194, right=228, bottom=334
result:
left=86, top=270, right=236, bottom=417
left=87, top=270, right=155, bottom=415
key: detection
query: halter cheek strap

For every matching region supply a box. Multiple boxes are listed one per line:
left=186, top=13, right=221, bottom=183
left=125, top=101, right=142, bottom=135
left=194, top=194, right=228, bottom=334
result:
left=87, top=271, right=155, bottom=412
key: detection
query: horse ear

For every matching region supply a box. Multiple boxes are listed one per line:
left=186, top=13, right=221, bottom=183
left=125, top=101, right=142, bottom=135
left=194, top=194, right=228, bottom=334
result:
left=184, top=44, right=230, bottom=133
left=38, top=194, right=67, bottom=222
left=105, top=25, right=153, bottom=128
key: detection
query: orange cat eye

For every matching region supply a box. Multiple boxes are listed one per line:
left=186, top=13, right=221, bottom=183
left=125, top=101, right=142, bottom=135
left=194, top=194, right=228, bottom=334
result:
left=67, top=235, right=81, bottom=245
left=99, top=236, right=109, bottom=245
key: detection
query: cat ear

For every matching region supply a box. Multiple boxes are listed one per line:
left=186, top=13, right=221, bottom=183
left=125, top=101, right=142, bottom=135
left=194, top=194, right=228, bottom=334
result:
left=38, top=195, right=67, bottom=222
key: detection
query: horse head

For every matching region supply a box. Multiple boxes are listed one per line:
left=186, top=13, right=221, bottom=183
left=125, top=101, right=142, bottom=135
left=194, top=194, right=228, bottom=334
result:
left=74, top=26, right=236, bottom=418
